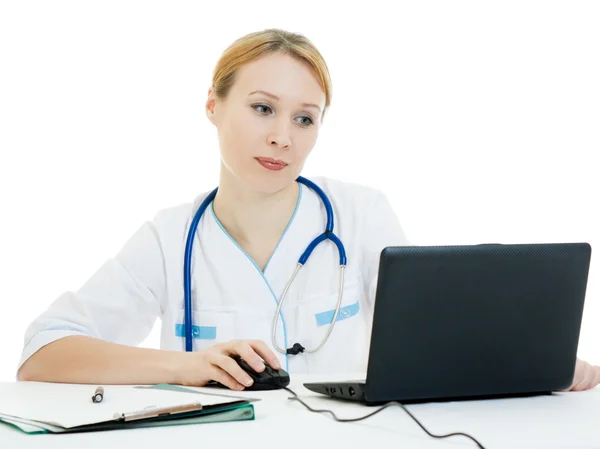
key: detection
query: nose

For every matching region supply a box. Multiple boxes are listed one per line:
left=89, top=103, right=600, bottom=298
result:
left=267, top=120, right=291, bottom=149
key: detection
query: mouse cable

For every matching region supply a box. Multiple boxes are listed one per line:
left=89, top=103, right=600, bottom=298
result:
left=283, top=387, right=486, bottom=449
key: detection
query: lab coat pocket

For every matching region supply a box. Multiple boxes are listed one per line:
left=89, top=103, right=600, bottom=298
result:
left=314, top=298, right=361, bottom=327
left=305, top=281, right=364, bottom=330
left=172, top=306, right=237, bottom=351
left=301, top=279, right=371, bottom=372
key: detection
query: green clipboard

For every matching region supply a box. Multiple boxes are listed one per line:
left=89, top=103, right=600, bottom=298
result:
left=0, top=384, right=255, bottom=434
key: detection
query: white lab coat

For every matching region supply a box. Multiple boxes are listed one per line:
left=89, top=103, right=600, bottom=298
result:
left=18, top=176, right=410, bottom=375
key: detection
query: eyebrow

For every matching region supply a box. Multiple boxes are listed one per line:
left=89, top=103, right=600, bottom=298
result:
left=248, top=90, right=322, bottom=113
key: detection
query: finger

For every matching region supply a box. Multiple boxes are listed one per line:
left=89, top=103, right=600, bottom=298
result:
left=209, top=364, right=246, bottom=391
left=213, top=353, right=254, bottom=388
left=246, top=340, right=281, bottom=370
left=572, top=362, right=594, bottom=391
left=580, top=366, right=600, bottom=391
left=569, top=367, right=587, bottom=391
left=219, top=340, right=264, bottom=372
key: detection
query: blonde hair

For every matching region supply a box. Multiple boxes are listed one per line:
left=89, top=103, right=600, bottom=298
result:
left=211, top=28, right=332, bottom=123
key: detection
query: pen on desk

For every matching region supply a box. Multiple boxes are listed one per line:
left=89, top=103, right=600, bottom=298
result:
left=92, top=386, right=104, bottom=403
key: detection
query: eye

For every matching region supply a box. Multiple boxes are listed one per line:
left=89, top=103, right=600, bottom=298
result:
left=253, top=104, right=273, bottom=115
left=252, top=104, right=314, bottom=127
left=297, top=116, right=314, bottom=127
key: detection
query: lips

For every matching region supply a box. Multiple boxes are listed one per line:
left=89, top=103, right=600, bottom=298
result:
left=255, top=157, right=288, bottom=171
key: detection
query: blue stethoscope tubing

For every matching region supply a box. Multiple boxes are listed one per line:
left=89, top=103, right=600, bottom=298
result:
left=183, top=176, right=347, bottom=353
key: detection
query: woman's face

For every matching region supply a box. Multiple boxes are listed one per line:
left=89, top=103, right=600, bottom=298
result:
left=206, top=52, right=326, bottom=194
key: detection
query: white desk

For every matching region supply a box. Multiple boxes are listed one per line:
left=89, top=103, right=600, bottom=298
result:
left=1, top=374, right=599, bottom=449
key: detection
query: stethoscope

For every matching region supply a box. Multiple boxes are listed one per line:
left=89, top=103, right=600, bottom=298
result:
left=183, top=176, right=347, bottom=355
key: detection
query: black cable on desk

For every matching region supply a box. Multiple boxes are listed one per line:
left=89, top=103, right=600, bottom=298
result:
left=283, top=387, right=486, bottom=449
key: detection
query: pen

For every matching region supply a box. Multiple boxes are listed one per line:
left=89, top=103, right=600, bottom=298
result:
left=92, top=386, right=104, bottom=403
left=115, top=402, right=203, bottom=421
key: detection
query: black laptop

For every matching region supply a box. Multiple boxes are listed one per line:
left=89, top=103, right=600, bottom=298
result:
left=304, top=243, right=592, bottom=405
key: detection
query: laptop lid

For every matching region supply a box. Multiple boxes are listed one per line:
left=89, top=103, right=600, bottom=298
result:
left=363, top=243, right=591, bottom=404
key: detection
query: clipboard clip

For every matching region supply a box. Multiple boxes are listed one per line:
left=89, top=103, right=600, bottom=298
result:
left=113, top=402, right=203, bottom=422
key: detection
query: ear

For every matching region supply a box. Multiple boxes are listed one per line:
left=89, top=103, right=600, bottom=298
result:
left=205, top=88, right=218, bottom=125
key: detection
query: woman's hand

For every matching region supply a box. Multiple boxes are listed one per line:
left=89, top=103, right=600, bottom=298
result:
left=560, top=358, right=600, bottom=392
left=177, top=339, right=281, bottom=390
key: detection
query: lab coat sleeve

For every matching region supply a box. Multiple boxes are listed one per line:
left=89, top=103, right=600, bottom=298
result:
left=18, top=220, right=166, bottom=371
left=361, top=190, right=411, bottom=308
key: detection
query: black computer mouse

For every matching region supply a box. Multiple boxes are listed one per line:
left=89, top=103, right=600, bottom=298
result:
left=207, top=358, right=290, bottom=391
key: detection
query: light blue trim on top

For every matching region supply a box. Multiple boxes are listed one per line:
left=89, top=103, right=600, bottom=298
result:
left=315, top=300, right=360, bottom=327
left=175, top=324, right=216, bottom=340
left=209, top=183, right=303, bottom=373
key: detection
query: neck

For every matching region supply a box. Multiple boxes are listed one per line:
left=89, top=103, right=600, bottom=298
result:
left=213, top=165, right=300, bottom=246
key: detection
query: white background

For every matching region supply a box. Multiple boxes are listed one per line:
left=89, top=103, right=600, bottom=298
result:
left=0, top=1, right=598, bottom=382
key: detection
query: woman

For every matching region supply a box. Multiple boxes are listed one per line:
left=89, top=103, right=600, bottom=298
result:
left=17, top=28, right=599, bottom=392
